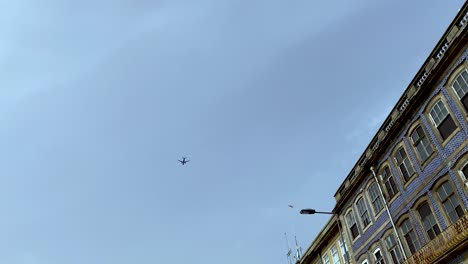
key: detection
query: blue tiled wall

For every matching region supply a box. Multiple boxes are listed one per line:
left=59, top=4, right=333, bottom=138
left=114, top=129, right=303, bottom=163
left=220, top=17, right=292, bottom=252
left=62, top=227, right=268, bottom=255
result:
left=345, top=48, right=468, bottom=258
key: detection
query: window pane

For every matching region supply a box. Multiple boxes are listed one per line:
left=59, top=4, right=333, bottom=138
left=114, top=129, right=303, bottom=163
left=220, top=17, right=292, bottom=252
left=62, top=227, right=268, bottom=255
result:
left=338, top=238, right=348, bottom=262
left=385, top=234, right=402, bottom=264
left=347, top=211, right=359, bottom=239
left=357, top=199, right=370, bottom=227
left=430, top=100, right=449, bottom=126
left=438, top=115, right=457, bottom=140
left=412, top=126, right=433, bottom=162
left=382, top=166, right=398, bottom=198
left=390, top=250, right=401, bottom=264
left=403, top=158, right=415, bottom=175
left=396, top=148, right=414, bottom=181
left=351, top=224, right=359, bottom=239
left=384, top=167, right=391, bottom=177
left=347, top=212, right=355, bottom=225
left=331, top=245, right=341, bottom=264
left=401, top=219, right=419, bottom=254
left=443, top=199, right=455, bottom=212
left=374, top=249, right=385, bottom=264
left=400, top=164, right=410, bottom=181
left=462, top=92, right=468, bottom=111
left=411, top=128, right=420, bottom=143
left=452, top=70, right=468, bottom=100
left=455, top=205, right=464, bottom=219
left=438, top=182, right=463, bottom=224
left=405, top=235, right=416, bottom=254
left=437, top=182, right=451, bottom=200
left=420, top=137, right=433, bottom=160
left=385, top=234, right=396, bottom=248
left=369, top=183, right=384, bottom=213
left=418, top=203, right=440, bottom=240
left=390, top=178, right=398, bottom=195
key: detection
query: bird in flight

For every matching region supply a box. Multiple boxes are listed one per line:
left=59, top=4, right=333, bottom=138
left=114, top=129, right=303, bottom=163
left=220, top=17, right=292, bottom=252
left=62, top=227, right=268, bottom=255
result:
left=288, top=205, right=294, bottom=208
left=178, top=157, right=190, bottom=165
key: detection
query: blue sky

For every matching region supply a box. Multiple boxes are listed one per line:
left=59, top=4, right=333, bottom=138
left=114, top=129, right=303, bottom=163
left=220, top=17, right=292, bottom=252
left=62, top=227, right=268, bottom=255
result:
left=0, top=1, right=465, bottom=263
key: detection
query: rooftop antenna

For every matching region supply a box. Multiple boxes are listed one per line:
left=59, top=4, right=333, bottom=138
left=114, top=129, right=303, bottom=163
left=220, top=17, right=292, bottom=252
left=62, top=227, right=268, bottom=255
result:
left=284, top=233, right=293, bottom=264
left=294, top=235, right=303, bottom=261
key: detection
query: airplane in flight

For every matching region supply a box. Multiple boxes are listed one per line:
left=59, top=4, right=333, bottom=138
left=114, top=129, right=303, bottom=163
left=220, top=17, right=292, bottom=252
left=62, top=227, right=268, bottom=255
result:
left=178, top=157, right=190, bottom=165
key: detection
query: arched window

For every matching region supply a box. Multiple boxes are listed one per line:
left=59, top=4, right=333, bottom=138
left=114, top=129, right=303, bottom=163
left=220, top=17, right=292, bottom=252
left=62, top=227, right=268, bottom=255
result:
left=368, top=182, right=384, bottom=214
left=394, top=147, right=415, bottom=182
left=381, top=166, right=398, bottom=199
left=436, top=181, right=464, bottom=224
left=373, top=248, right=384, bottom=264
left=460, top=162, right=468, bottom=188
left=462, top=163, right=468, bottom=181
left=410, top=125, right=433, bottom=163
left=417, top=202, right=441, bottom=240
left=429, top=99, right=457, bottom=140
left=384, top=232, right=403, bottom=263
left=330, top=245, right=340, bottom=264
left=346, top=210, right=359, bottom=240
left=452, top=69, right=468, bottom=111
left=356, top=198, right=371, bottom=228
left=338, top=237, right=349, bottom=263
left=399, top=218, right=420, bottom=254
left=453, top=154, right=468, bottom=191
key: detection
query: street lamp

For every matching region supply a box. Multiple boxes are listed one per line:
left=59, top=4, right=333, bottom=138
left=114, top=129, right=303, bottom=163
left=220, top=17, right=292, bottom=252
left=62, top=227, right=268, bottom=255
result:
left=300, top=208, right=350, bottom=264
left=300, top=209, right=334, bottom=215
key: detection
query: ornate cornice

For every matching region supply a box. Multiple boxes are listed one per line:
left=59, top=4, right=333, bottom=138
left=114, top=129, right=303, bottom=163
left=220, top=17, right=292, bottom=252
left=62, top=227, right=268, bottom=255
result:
left=333, top=4, right=468, bottom=212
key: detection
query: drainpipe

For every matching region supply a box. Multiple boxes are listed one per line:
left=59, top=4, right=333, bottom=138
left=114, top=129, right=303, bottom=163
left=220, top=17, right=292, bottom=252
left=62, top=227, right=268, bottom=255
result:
left=370, top=166, right=408, bottom=261
left=335, top=216, right=351, bottom=264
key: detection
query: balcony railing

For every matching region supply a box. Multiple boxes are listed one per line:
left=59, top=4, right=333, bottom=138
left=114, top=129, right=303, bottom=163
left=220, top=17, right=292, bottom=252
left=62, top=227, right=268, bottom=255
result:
left=404, top=214, right=468, bottom=264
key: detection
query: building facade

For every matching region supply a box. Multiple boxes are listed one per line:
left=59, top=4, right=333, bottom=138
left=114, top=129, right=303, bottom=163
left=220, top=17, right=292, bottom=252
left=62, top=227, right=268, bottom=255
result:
left=299, top=3, right=468, bottom=264
left=299, top=215, right=350, bottom=264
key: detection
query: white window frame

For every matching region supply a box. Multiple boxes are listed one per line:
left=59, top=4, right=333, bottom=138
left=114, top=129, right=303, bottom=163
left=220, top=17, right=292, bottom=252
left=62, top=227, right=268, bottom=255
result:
left=338, top=237, right=349, bottom=263
left=459, top=161, right=468, bottom=188
left=368, top=182, right=384, bottom=214
left=373, top=248, right=384, bottom=264
left=331, top=245, right=341, bottom=264
left=356, top=198, right=371, bottom=228
left=322, top=253, right=331, bottom=264
left=436, top=181, right=464, bottom=224
left=394, top=146, right=414, bottom=182
left=429, top=100, right=450, bottom=126
left=346, top=210, right=359, bottom=239
left=410, top=125, right=433, bottom=162
left=452, top=69, right=468, bottom=100
left=385, top=233, right=403, bottom=264
left=381, top=165, right=398, bottom=199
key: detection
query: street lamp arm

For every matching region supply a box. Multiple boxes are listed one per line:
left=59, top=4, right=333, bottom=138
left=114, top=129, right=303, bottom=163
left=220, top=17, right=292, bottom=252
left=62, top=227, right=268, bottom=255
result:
left=299, top=208, right=350, bottom=263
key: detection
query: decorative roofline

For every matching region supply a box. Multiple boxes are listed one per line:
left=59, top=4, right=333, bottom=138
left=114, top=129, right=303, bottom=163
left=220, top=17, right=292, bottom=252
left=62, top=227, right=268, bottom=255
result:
left=333, top=3, right=468, bottom=206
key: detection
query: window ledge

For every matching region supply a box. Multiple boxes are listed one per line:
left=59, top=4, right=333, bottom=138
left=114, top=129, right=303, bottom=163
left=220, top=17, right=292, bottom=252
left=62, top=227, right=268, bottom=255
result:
left=403, top=174, right=418, bottom=189
left=387, top=192, right=401, bottom=205
left=419, top=152, right=437, bottom=170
